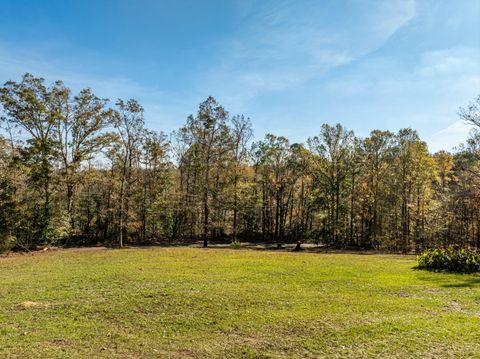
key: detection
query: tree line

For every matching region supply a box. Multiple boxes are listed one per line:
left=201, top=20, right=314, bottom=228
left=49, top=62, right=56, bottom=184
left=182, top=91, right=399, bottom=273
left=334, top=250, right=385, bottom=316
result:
left=0, top=73, right=479, bottom=252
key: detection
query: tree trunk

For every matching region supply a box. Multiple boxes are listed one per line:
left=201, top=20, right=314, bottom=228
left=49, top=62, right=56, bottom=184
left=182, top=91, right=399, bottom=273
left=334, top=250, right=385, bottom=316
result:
left=233, top=173, right=238, bottom=241
left=119, top=174, right=125, bottom=248
left=67, top=182, right=75, bottom=230
left=203, top=157, right=210, bottom=248
left=350, top=170, right=355, bottom=245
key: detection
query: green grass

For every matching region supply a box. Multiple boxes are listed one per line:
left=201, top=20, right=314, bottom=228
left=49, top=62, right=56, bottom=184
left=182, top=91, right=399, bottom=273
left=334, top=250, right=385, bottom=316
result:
left=0, top=247, right=479, bottom=358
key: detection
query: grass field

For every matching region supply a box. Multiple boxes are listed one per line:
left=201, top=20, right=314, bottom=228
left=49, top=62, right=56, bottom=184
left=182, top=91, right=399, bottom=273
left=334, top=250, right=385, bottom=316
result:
left=1, top=247, right=479, bottom=358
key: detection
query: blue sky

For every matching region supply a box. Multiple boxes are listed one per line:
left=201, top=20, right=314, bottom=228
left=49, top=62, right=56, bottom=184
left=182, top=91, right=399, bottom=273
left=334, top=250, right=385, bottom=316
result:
left=0, top=0, right=479, bottom=151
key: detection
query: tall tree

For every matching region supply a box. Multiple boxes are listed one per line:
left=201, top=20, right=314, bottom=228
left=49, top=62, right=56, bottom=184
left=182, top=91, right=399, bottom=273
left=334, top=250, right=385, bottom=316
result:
left=229, top=115, right=253, bottom=241
left=0, top=74, right=58, bottom=241
left=52, top=86, right=112, bottom=231
left=308, top=124, right=354, bottom=244
left=113, top=99, right=145, bottom=247
left=178, top=97, right=230, bottom=247
left=360, top=130, right=394, bottom=248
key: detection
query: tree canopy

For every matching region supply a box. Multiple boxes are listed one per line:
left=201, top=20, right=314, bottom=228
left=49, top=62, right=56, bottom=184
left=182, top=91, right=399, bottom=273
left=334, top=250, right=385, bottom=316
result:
left=1, top=73, right=479, bottom=251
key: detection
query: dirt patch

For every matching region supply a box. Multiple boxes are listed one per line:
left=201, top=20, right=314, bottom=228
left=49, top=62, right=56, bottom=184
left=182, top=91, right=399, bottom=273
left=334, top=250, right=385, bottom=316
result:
left=447, top=301, right=462, bottom=312
left=16, top=301, right=44, bottom=309
left=15, top=301, right=56, bottom=310
left=176, top=348, right=201, bottom=358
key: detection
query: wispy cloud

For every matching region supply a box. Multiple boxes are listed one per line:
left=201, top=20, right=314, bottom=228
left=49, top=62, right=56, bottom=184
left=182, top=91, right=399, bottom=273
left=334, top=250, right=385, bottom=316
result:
left=416, top=46, right=480, bottom=77
left=317, top=45, right=480, bottom=145
left=370, top=0, right=416, bottom=38
left=426, top=120, right=476, bottom=152
left=202, top=0, right=416, bottom=106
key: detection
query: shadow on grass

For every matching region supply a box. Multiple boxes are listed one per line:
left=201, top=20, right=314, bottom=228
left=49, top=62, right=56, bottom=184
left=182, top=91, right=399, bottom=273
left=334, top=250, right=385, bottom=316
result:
left=441, top=277, right=480, bottom=288
left=415, top=268, right=480, bottom=288
left=180, top=242, right=393, bottom=255
left=63, top=242, right=413, bottom=256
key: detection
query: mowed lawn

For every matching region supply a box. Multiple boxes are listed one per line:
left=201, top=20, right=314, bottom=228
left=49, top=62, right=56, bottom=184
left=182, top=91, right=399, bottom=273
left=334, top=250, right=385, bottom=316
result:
left=1, top=248, right=479, bottom=358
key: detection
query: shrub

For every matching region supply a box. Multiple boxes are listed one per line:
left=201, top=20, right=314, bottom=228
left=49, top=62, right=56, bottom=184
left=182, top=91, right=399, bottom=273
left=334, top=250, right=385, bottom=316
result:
left=0, top=233, right=16, bottom=253
left=41, top=213, right=71, bottom=246
left=230, top=240, right=241, bottom=249
left=416, top=246, right=480, bottom=273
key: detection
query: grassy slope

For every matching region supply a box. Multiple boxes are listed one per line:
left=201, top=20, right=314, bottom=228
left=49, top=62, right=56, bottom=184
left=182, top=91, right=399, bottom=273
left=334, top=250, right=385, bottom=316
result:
left=0, top=248, right=479, bottom=358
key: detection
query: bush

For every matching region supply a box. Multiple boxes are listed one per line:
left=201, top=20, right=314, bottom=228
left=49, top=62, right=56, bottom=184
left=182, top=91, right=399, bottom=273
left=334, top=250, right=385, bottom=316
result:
left=41, top=213, right=71, bottom=246
left=416, top=246, right=480, bottom=273
left=230, top=240, right=241, bottom=249
left=0, top=233, right=16, bottom=253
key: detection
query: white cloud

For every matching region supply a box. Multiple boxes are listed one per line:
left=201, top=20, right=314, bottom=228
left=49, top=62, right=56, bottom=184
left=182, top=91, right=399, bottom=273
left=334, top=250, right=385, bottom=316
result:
left=371, top=0, right=416, bottom=39
left=314, top=44, right=480, bottom=143
left=416, top=47, right=480, bottom=76
left=426, top=120, right=475, bottom=152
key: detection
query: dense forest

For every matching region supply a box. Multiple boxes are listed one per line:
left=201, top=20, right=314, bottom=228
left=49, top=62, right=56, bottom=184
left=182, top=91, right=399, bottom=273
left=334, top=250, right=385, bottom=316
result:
left=0, top=73, right=479, bottom=252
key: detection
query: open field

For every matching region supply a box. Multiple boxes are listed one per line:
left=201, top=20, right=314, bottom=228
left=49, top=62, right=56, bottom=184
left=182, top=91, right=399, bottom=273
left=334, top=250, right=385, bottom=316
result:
left=1, top=247, right=479, bottom=358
